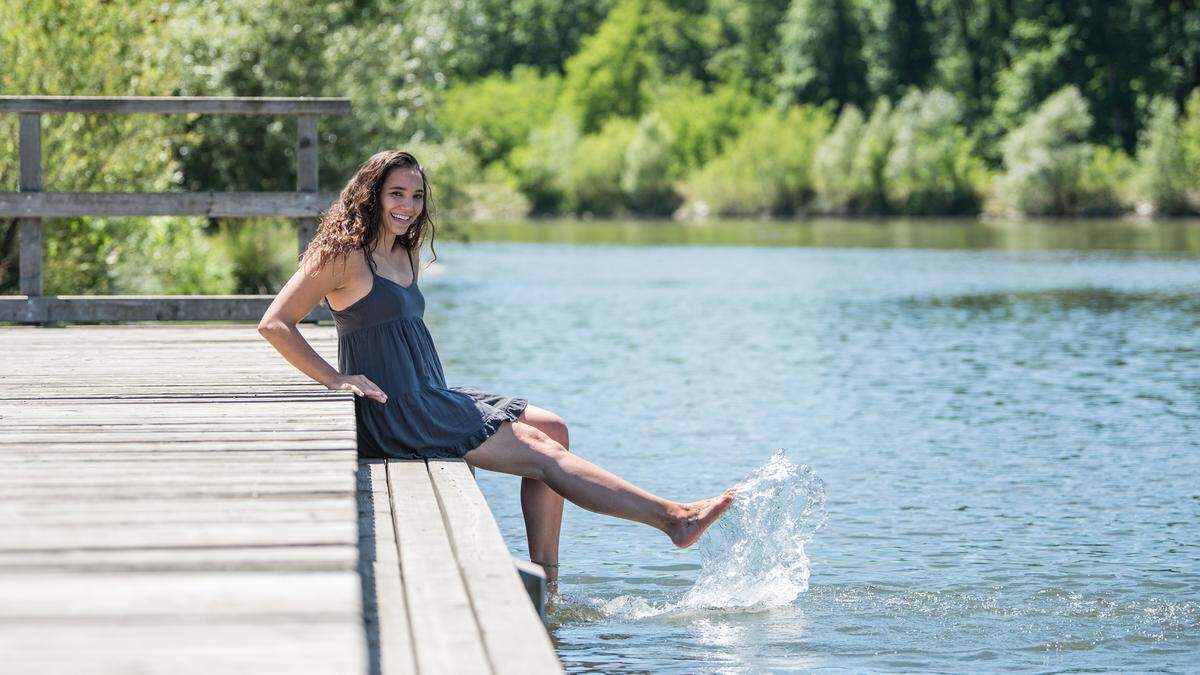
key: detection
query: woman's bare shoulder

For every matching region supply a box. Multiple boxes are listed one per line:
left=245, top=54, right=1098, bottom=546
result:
left=301, top=247, right=371, bottom=287
left=319, top=248, right=374, bottom=311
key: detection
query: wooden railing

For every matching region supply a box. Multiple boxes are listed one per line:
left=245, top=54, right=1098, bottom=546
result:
left=0, top=96, right=351, bottom=324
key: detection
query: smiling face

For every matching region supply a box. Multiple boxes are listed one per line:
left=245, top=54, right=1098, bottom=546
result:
left=378, top=167, right=426, bottom=237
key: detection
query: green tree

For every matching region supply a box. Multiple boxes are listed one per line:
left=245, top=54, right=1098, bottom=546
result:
left=561, top=118, right=638, bottom=215
left=885, top=89, right=984, bottom=214
left=926, top=0, right=1015, bottom=132
left=511, top=114, right=581, bottom=213
left=0, top=0, right=235, bottom=295
left=1136, top=97, right=1196, bottom=215
left=169, top=2, right=337, bottom=192
left=560, top=0, right=714, bottom=132
left=776, top=0, right=869, bottom=109
left=859, top=0, right=934, bottom=101
left=704, top=0, right=791, bottom=98
left=622, top=113, right=679, bottom=214
left=813, top=105, right=866, bottom=213
left=987, top=21, right=1074, bottom=148
left=398, top=0, right=613, bottom=81
left=994, top=86, right=1111, bottom=216
left=1185, top=90, right=1200, bottom=186
left=649, top=80, right=763, bottom=173
left=684, top=105, right=832, bottom=216
left=438, top=67, right=561, bottom=168
left=850, top=98, right=896, bottom=213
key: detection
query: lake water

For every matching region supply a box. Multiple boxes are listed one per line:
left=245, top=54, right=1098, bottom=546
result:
left=421, top=219, right=1200, bottom=673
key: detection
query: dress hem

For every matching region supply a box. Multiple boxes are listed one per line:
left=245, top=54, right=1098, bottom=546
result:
left=433, top=396, right=529, bottom=459
left=359, top=395, right=530, bottom=461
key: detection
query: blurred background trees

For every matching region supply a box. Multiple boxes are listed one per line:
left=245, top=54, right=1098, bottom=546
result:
left=3, top=0, right=1199, bottom=293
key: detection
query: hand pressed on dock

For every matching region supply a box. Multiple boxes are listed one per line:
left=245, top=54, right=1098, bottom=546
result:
left=326, top=373, right=388, bottom=403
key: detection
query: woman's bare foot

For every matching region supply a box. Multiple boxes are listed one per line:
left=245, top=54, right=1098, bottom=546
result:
left=665, top=487, right=738, bottom=548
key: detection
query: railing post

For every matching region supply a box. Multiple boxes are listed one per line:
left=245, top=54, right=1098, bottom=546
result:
left=18, top=112, right=42, bottom=297
left=296, top=114, right=319, bottom=258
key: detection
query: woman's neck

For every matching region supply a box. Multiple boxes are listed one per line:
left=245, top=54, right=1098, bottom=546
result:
left=374, top=229, right=397, bottom=255
left=371, top=231, right=405, bottom=266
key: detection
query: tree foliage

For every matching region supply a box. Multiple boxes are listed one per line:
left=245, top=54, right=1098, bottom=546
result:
left=2, top=0, right=1199, bottom=287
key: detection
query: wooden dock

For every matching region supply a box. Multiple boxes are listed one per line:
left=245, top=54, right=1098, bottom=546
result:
left=0, top=325, right=562, bottom=674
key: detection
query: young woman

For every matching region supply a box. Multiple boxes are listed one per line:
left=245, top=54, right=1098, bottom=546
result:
left=258, top=150, right=737, bottom=592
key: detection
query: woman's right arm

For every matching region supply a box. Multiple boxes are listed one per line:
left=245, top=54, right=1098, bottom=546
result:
left=257, top=254, right=388, bottom=404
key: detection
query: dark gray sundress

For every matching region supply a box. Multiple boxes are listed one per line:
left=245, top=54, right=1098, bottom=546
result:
left=329, top=270, right=527, bottom=459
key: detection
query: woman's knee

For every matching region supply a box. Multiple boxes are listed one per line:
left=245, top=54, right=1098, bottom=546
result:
left=513, top=422, right=569, bottom=479
left=520, top=406, right=570, bottom=451
left=541, top=414, right=570, bottom=451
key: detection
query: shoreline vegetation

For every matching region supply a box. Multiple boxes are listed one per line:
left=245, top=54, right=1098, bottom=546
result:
left=2, top=0, right=1199, bottom=295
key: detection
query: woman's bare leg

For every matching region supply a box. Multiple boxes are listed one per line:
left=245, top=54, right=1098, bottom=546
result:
left=514, top=406, right=567, bottom=590
left=463, top=419, right=737, bottom=550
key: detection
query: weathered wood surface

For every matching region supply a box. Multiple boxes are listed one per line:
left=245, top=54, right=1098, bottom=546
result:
left=428, top=460, right=562, bottom=674
left=0, top=191, right=338, bottom=218
left=357, top=458, right=561, bottom=675
left=0, top=96, right=352, bottom=115
left=0, top=325, right=562, bottom=674
left=0, top=295, right=329, bottom=323
left=0, top=325, right=365, bottom=673
left=296, top=113, right=321, bottom=258
left=18, top=112, right=42, bottom=296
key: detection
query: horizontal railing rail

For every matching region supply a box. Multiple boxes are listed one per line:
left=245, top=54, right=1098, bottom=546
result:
left=0, top=95, right=351, bottom=115
left=0, top=192, right=337, bottom=218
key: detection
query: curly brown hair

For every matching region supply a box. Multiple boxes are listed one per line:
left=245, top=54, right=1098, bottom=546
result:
left=300, top=150, right=438, bottom=275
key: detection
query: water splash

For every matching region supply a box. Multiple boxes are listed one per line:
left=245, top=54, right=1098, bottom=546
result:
left=556, top=449, right=827, bottom=622
left=680, top=449, right=827, bottom=610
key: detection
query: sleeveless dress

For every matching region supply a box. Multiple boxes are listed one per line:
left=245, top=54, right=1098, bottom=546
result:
left=329, top=270, right=528, bottom=460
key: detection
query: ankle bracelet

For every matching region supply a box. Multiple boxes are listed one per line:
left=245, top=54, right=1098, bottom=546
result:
left=530, top=559, right=559, bottom=568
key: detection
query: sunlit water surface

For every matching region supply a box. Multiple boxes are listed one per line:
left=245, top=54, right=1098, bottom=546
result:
left=420, top=219, right=1200, bottom=673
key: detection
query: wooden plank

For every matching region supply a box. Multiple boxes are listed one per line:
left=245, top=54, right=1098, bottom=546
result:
left=0, top=545, right=355, bottom=573
left=0, top=571, right=361, bottom=619
left=387, top=459, right=491, bottom=674
left=17, top=219, right=41, bottom=297
left=18, top=113, right=41, bottom=190
left=2, top=521, right=357, bottom=551
left=297, top=115, right=319, bottom=192
left=0, top=95, right=352, bottom=115
left=0, top=191, right=337, bottom=217
left=0, top=623, right=365, bottom=674
left=3, top=497, right=353, bottom=525
left=0, top=422, right=354, bottom=433
left=0, top=295, right=330, bottom=324
left=0, top=431, right=354, bottom=444
left=429, top=460, right=563, bottom=674
left=358, top=460, right=418, bottom=675
left=0, top=441, right=357, bottom=453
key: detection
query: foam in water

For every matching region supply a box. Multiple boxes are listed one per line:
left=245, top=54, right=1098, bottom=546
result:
left=572, top=449, right=827, bottom=620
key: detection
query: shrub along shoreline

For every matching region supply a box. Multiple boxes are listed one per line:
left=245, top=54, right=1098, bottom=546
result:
left=427, top=83, right=1200, bottom=222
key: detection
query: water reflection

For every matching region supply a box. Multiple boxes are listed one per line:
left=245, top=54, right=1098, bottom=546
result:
left=917, top=288, right=1200, bottom=314
left=456, top=217, right=1200, bottom=253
